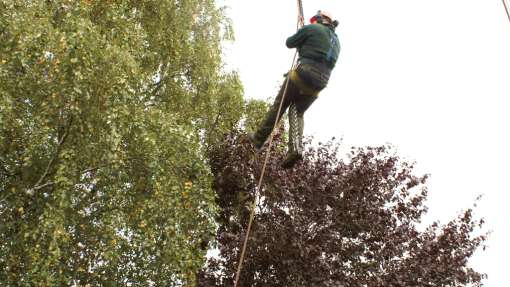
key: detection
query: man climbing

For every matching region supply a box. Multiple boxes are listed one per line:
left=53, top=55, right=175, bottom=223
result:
left=250, top=10, right=341, bottom=168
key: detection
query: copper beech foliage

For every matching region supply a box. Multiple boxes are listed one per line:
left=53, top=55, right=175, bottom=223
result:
left=199, top=131, right=487, bottom=287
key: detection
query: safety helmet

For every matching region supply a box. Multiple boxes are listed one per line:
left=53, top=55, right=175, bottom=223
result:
left=309, top=10, right=333, bottom=24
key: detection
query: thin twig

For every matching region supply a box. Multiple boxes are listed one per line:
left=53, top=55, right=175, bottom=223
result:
left=27, top=181, right=55, bottom=195
left=80, top=166, right=103, bottom=174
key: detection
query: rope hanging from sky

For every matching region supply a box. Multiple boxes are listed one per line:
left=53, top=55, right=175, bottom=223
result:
left=233, top=1, right=304, bottom=286
left=502, top=0, right=510, bottom=24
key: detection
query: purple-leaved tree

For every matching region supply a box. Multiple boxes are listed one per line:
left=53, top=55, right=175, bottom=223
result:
left=199, top=131, right=487, bottom=287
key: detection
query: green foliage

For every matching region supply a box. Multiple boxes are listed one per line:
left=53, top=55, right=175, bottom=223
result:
left=0, top=0, right=243, bottom=285
left=242, top=99, right=269, bottom=134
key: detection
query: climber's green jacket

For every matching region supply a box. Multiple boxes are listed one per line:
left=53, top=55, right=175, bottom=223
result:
left=286, top=23, right=340, bottom=69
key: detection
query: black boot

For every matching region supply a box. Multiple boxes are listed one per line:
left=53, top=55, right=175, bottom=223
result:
left=248, top=133, right=263, bottom=152
left=281, top=151, right=303, bottom=169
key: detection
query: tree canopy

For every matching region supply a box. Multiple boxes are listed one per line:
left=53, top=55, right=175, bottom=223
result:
left=1, top=0, right=244, bottom=285
left=199, top=132, right=487, bottom=287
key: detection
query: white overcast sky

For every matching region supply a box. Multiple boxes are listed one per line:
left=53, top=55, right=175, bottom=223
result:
left=221, top=0, right=509, bottom=285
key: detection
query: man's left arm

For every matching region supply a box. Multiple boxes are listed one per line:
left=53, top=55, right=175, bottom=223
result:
left=285, top=26, right=311, bottom=49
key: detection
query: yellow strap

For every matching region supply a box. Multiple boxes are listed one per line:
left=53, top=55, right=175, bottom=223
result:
left=289, top=70, right=320, bottom=97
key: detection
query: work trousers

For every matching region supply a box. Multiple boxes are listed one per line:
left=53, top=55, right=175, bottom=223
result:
left=253, top=71, right=318, bottom=156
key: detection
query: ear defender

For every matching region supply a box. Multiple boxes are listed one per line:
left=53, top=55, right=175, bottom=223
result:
left=309, top=10, right=322, bottom=24
left=310, top=10, right=337, bottom=26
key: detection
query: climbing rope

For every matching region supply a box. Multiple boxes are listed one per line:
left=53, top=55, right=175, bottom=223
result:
left=233, top=1, right=304, bottom=286
left=503, top=0, right=510, bottom=24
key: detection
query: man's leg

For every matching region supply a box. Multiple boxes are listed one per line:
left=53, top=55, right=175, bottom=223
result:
left=287, top=103, right=304, bottom=156
left=251, top=76, right=298, bottom=149
left=282, top=92, right=317, bottom=168
left=281, top=103, right=304, bottom=168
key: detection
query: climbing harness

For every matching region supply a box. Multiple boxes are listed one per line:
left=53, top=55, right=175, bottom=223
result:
left=233, top=1, right=304, bottom=286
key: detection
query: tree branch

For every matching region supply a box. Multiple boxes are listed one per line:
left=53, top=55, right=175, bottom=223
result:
left=149, top=67, right=180, bottom=97
left=26, top=181, right=54, bottom=195
left=81, top=166, right=103, bottom=174
left=150, top=79, right=166, bottom=97
left=26, top=165, right=104, bottom=196
left=27, top=118, right=73, bottom=195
